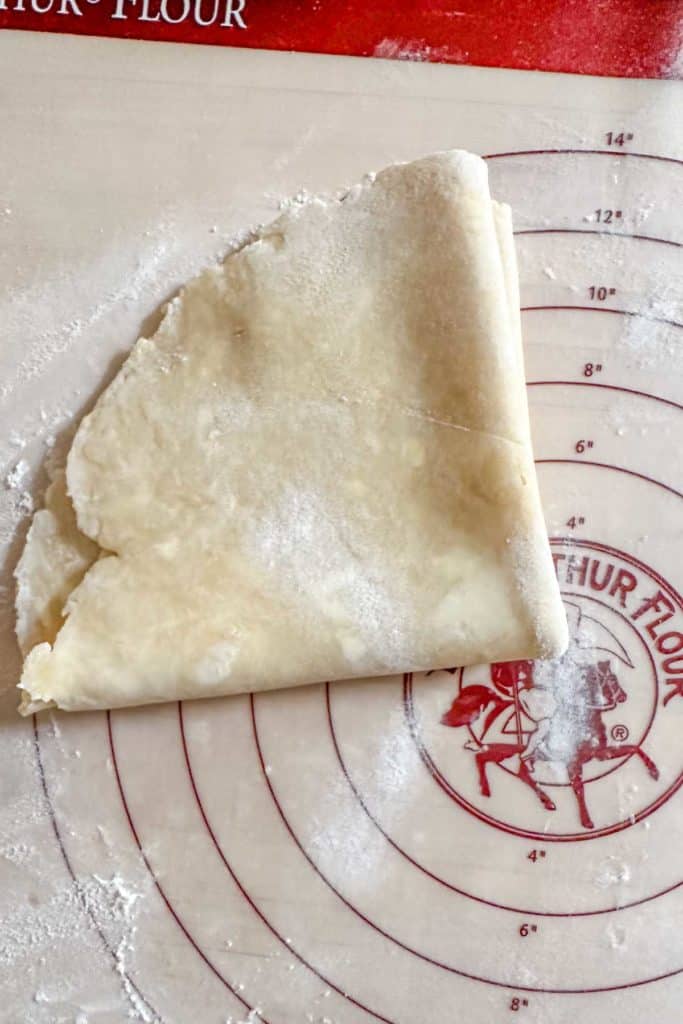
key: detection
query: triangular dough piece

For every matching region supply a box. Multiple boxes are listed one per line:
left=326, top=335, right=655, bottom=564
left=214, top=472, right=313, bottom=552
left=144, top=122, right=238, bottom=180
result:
left=17, top=151, right=567, bottom=714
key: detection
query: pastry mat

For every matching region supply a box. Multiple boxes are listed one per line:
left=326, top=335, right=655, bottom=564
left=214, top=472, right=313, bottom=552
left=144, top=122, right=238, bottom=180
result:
left=0, top=30, right=681, bottom=1024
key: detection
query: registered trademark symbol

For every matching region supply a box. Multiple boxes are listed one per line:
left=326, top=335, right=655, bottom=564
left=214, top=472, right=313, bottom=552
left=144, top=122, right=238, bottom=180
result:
left=611, top=723, right=630, bottom=742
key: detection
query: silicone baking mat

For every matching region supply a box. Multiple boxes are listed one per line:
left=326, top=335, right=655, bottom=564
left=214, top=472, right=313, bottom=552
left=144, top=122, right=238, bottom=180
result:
left=0, top=26, right=681, bottom=1024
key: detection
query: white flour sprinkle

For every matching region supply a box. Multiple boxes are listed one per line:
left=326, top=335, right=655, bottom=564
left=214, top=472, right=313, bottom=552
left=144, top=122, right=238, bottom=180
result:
left=530, top=602, right=628, bottom=774
left=225, top=1010, right=263, bottom=1024
left=606, top=923, right=627, bottom=951
left=114, top=933, right=155, bottom=1024
left=5, top=458, right=29, bottom=490
left=0, top=872, right=139, bottom=965
left=666, top=35, right=683, bottom=78
left=594, top=856, right=631, bottom=889
left=250, top=487, right=414, bottom=671
left=1, top=207, right=238, bottom=462
left=0, top=864, right=153, bottom=1022
left=373, top=37, right=452, bottom=63
left=87, top=873, right=141, bottom=923
left=0, top=840, right=34, bottom=866
left=309, top=704, right=417, bottom=878
left=0, top=885, right=85, bottom=969
left=618, top=285, right=682, bottom=369
left=532, top=653, right=594, bottom=772
left=0, top=214, right=188, bottom=405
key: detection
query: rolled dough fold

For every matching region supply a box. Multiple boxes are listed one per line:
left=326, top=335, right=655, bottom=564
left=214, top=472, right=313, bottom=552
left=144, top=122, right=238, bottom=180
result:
left=16, top=150, right=567, bottom=714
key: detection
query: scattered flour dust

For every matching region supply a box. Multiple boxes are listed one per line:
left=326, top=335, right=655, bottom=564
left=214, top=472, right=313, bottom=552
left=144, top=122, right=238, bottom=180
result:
left=250, top=486, right=415, bottom=672
left=606, top=923, right=628, bottom=951
left=225, top=1010, right=263, bottom=1024
left=0, top=869, right=153, bottom=1022
left=664, top=20, right=683, bottom=79
left=594, top=856, right=631, bottom=889
left=0, top=208, right=197, bottom=406
left=0, top=209, right=255, bottom=554
left=373, top=37, right=455, bottom=63
left=5, top=458, right=29, bottom=490
left=3, top=456, right=34, bottom=523
left=0, top=218, right=189, bottom=559
left=618, top=283, right=683, bottom=370
left=2, top=211, right=221, bottom=419
left=309, top=706, right=418, bottom=879
left=84, top=873, right=157, bottom=1022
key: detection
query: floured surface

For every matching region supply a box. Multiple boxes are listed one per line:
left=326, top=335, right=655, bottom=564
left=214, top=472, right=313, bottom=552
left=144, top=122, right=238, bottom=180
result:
left=0, top=33, right=681, bottom=1024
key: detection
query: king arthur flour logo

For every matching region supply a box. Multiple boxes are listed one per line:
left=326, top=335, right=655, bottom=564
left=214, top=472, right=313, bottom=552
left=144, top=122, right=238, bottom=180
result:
left=407, top=539, right=683, bottom=841
left=0, top=0, right=246, bottom=29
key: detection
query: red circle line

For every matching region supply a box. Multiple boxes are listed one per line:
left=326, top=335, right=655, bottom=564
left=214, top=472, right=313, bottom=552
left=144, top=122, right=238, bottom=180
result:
left=250, top=692, right=683, bottom=995
left=484, top=148, right=682, bottom=249
left=325, top=575, right=680, bottom=916
left=178, top=702, right=396, bottom=1024
left=514, top=229, right=682, bottom=248
left=527, top=381, right=683, bottom=413
left=31, top=717, right=165, bottom=1024
left=328, top=663, right=681, bottom=917
left=522, top=305, right=683, bottom=331
left=106, top=711, right=269, bottom=1024
left=537, top=459, right=683, bottom=502
left=483, top=149, right=683, bottom=169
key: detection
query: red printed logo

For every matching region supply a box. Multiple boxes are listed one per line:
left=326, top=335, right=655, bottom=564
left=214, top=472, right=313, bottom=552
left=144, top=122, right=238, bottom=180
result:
left=406, top=539, right=683, bottom=841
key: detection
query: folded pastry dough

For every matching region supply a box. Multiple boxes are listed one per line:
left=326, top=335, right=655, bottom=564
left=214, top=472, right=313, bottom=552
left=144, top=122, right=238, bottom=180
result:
left=16, top=151, right=567, bottom=714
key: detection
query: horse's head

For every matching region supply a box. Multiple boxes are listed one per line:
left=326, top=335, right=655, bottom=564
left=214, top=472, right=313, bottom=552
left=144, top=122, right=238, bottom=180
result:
left=441, top=685, right=498, bottom=727
left=585, top=660, right=626, bottom=709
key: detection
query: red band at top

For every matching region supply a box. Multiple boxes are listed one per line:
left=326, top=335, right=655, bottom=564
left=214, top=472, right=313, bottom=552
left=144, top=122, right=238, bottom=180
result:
left=1, top=0, right=681, bottom=80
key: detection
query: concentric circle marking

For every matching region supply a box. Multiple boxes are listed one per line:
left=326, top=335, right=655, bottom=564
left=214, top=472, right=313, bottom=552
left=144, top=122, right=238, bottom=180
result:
left=252, top=691, right=683, bottom=994
left=483, top=149, right=683, bottom=169
left=527, top=381, right=683, bottom=413
left=515, top=229, right=682, bottom=249
left=522, top=305, right=683, bottom=331
left=31, top=715, right=164, bottom=1024
left=535, top=460, right=683, bottom=502
left=106, top=710, right=271, bottom=1024
left=177, top=702, right=398, bottom=1024
left=326, top=663, right=683, bottom=916
left=105, top=406, right=683, bottom=996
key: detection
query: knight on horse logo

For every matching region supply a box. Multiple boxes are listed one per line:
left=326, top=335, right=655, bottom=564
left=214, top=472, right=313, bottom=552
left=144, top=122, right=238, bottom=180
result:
left=412, top=539, right=683, bottom=840
left=441, top=603, right=659, bottom=829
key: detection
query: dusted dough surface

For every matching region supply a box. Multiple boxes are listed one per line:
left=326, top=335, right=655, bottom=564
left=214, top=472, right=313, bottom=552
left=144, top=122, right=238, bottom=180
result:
left=15, top=470, right=99, bottom=659
left=17, top=151, right=567, bottom=713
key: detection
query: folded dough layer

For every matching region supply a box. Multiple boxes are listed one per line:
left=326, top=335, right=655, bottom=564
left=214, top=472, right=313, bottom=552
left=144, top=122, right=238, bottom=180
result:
left=16, top=150, right=567, bottom=714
